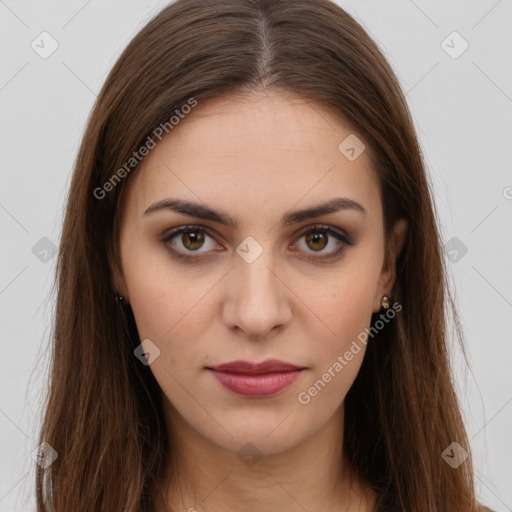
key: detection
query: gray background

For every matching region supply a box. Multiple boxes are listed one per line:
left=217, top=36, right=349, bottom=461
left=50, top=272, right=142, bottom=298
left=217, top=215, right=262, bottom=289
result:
left=1, top=0, right=511, bottom=510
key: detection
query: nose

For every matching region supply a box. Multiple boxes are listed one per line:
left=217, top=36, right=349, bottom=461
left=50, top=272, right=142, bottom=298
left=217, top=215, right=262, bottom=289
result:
left=222, top=248, right=292, bottom=341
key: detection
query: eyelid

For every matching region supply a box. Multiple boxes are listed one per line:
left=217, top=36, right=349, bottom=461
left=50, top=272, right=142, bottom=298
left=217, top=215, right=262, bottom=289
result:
left=158, top=223, right=353, bottom=260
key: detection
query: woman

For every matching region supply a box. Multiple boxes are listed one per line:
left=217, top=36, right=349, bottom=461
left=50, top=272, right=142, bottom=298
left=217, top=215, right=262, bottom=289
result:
left=35, top=0, right=495, bottom=510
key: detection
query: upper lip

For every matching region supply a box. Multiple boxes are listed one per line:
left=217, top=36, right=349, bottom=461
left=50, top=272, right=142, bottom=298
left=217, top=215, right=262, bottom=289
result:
left=206, top=359, right=305, bottom=375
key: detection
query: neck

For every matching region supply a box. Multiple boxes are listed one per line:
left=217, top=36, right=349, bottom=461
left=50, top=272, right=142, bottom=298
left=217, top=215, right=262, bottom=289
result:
left=154, top=402, right=375, bottom=512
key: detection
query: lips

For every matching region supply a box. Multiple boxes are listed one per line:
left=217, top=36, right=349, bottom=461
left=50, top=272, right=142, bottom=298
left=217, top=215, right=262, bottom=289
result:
left=205, top=359, right=306, bottom=397
left=208, top=359, right=304, bottom=374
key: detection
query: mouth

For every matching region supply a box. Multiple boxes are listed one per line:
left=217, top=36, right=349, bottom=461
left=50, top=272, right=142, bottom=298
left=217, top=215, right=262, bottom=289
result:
left=205, top=359, right=307, bottom=397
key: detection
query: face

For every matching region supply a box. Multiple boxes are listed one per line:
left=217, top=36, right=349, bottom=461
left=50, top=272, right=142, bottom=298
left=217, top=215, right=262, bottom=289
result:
left=113, top=90, right=406, bottom=456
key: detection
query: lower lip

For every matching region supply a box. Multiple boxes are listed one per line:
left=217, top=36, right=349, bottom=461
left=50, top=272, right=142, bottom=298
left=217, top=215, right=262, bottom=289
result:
left=207, top=369, right=304, bottom=397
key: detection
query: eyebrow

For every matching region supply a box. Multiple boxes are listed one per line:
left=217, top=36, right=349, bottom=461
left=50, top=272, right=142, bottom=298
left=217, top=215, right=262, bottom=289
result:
left=143, top=197, right=367, bottom=227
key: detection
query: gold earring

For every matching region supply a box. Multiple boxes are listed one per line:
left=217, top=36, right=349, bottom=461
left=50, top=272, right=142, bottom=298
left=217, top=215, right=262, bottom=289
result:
left=381, top=295, right=390, bottom=309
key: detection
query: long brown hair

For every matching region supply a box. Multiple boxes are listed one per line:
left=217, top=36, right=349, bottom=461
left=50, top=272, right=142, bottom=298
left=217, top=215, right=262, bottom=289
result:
left=36, top=0, right=481, bottom=510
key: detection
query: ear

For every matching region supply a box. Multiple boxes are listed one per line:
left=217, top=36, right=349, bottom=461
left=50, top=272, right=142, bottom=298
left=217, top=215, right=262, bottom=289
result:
left=108, top=242, right=129, bottom=300
left=373, top=218, right=407, bottom=312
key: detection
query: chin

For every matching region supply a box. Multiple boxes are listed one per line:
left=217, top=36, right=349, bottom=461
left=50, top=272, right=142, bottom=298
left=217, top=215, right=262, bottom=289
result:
left=201, top=416, right=307, bottom=457
left=215, top=432, right=301, bottom=459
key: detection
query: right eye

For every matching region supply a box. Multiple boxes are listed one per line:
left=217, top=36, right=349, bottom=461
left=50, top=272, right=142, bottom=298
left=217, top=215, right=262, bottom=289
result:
left=159, top=225, right=223, bottom=260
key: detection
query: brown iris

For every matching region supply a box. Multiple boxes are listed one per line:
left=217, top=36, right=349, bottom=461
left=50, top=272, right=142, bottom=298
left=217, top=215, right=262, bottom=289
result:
left=305, top=231, right=328, bottom=251
left=182, top=230, right=205, bottom=250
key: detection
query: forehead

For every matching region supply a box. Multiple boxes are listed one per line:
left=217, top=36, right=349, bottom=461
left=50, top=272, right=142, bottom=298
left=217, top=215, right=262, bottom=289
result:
left=121, top=90, right=382, bottom=225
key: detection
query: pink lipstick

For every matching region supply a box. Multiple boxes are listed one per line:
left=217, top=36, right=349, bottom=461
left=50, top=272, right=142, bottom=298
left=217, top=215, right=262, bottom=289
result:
left=206, top=359, right=306, bottom=397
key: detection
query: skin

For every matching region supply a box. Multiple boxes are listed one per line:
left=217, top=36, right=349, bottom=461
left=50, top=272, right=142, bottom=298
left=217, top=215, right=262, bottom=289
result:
left=112, top=89, right=407, bottom=512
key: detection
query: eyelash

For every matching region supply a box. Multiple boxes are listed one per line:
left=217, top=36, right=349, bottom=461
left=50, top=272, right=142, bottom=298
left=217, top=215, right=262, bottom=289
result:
left=158, top=224, right=353, bottom=262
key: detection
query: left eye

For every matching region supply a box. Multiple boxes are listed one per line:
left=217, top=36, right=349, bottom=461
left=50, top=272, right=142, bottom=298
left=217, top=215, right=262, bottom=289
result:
left=292, top=225, right=350, bottom=255
left=159, top=224, right=352, bottom=260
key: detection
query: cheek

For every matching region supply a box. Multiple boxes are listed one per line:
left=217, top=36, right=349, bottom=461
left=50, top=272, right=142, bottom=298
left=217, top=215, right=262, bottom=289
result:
left=308, top=263, right=380, bottom=348
left=311, top=293, right=371, bottom=386
left=296, top=286, right=372, bottom=412
left=121, top=241, right=216, bottom=386
left=120, top=238, right=183, bottom=340
left=298, top=253, right=381, bottom=403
